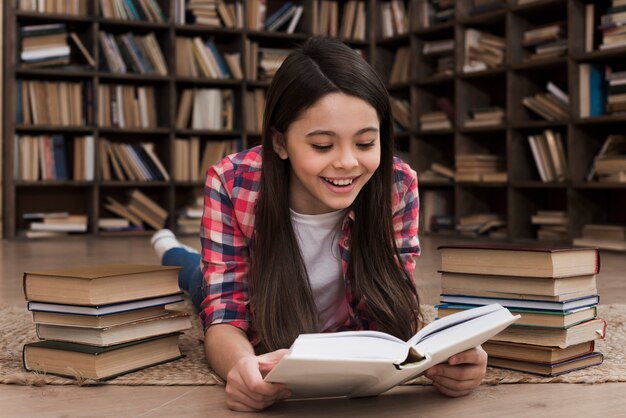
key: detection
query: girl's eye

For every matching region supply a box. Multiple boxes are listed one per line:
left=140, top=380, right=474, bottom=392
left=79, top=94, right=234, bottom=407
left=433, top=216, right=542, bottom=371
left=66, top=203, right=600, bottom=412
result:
left=312, top=144, right=332, bottom=151
left=357, top=141, right=376, bottom=149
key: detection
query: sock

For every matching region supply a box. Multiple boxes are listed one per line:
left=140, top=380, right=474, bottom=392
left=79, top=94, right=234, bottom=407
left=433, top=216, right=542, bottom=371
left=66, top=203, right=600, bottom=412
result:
left=151, top=229, right=198, bottom=261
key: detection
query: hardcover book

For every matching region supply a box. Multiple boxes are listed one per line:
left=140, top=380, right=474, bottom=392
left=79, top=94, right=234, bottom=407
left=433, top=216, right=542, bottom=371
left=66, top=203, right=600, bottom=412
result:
left=438, top=245, right=600, bottom=278
left=23, top=333, right=183, bottom=381
left=23, top=264, right=181, bottom=305
left=265, top=304, right=519, bottom=399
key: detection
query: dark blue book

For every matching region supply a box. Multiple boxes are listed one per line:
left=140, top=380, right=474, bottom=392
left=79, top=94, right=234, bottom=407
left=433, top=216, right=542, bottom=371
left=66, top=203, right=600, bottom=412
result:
left=590, top=64, right=607, bottom=117
left=126, top=34, right=154, bottom=74
left=20, top=23, right=67, bottom=37
left=52, top=135, right=68, bottom=180
left=131, top=143, right=164, bottom=181
left=264, top=1, right=294, bottom=29
left=116, top=36, right=143, bottom=73
left=17, top=80, right=23, bottom=124
left=128, top=0, right=148, bottom=21
left=205, top=39, right=231, bottom=78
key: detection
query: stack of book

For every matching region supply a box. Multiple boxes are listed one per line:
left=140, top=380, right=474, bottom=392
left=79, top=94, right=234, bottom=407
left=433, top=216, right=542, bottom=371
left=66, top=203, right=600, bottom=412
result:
left=98, top=218, right=134, bottom=233
left=455, top=154, right=506, bottom=183
left=98, top=0, right=166, bottom=22
left=178, top=0, right=243, bottom=27
left=465, top=106, right=505, bottom=128
left=469, top=0, right=506, bottom=16
left=599, top=0, right=626, bottom=50
left=437, top=245, right=606, bottom=376
left=175, top=37, right=242, bottom=79
left=463, top=29, right=505, bottom=73
left=415, top=0, right=455, bottom=29
left=104, top=189, right=168, bottom=231
left=574, top=224, right=626, bottom=252
left=606, top=67, right=626, bottom=114
left=419, top=111, right=451, bottom=131
left=20, top=23, right=70, bottom=68
left=522, top=82, right=570, bottom=121
left=457, top=213, right=507, bottom=238
left=586, top=135, right=626, bottom=183
left=22, top=264, right=190, bottom=381
left=527, top=129, right=568, bottom=183
left=22, top=212, right=88, bottom=239
left=522, top=22, right=567, bottom=61
left=532, top=210, right=568, bottom=242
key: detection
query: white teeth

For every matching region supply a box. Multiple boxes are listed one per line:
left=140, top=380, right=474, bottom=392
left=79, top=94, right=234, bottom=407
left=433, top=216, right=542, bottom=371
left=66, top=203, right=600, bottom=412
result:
left=325, top=178, right=354, bottom=186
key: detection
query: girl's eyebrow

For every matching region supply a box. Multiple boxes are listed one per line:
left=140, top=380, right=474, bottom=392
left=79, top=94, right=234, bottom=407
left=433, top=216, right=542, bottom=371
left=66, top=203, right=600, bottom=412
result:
left=305, top=127, right=379, bottom=137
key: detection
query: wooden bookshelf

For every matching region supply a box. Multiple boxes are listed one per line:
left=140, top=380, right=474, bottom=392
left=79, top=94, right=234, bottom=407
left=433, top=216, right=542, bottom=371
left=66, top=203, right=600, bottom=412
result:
left=2, top=0, right=377, bottom=238
left=3, top=0, right=626, bottom=242
left=378, top=0, right=626, bottom=242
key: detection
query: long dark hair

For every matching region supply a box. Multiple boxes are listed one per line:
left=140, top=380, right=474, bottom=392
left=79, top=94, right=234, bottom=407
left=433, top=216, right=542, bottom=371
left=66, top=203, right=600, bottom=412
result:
left=250, top=37, right=420, bottom=352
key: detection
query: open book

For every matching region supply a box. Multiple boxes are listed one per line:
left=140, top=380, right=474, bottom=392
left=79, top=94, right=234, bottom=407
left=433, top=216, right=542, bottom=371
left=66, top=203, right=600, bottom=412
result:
left=265, top=304, right=519, bottom=399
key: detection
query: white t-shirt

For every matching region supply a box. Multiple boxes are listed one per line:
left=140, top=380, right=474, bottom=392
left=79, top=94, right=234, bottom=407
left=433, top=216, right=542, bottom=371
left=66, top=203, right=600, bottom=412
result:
left=290, top=208, right=351, bottom=331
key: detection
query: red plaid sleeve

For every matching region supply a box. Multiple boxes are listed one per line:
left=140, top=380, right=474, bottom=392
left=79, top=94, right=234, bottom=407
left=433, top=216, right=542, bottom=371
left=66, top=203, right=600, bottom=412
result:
left=392, top=159, right=421, bottom=276
left=198, top=149, right=261, bottom=333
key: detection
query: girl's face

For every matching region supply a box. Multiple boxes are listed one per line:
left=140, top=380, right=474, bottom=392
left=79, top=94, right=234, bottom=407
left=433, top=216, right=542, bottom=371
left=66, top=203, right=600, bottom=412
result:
left=273, top=93, right=381, bottom=215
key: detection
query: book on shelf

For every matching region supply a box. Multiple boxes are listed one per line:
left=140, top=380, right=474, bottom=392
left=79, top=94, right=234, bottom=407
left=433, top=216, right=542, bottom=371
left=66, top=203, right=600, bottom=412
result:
left=483, top=340, right=596, bottom=364
left=430, top=162, right=455, bottom=179
left=99, top=139, right=170, bottom=182
left=586, top=135, right=626, bottom=181
left=124, top=189, right=169, bottom=230
left=244, top=88, right=266, bottom=133
left=465, top=106, right=504, bottom=127
left=456, top=213, right=506, bottom=238
left=380, top=0, right=408, bottom=38
left=455, top=154, right=504, bottom=183
left=98, top=0, right=166, bottom=22
left=579, top=63, right=607, bottom=118
left=389, top=46, right=410, bottom=85
left=35, top=310, right=191, bottom=346
left=69, top=32, right=96, bottom=67
left=522, top=21, right=567, bottom=61
left=439, top=245, right=600, bottom=278
left=463, top=29, right=505, bottom=73
left=264, top=2, right=303, bottom=33
left=98, top=31, right=167, bottom=75
left=17, top=80, right=89, bottom=126
left=27, top=293, right=185, bottom=316
left=23, top=264, right=181, bottom=305
left=18, top=0, right=88, bottom=15
left=390, top=97, right=412, bottom=131
left=438, top=304, right=598, bottom=329
left=414, top=0, right=455, bottom=29
left=439, top=272, right=597, bottom=298
left=574, top=224, right=626, bottom=252
left=264, top=304, right=519, bottom=399
left=599, top=3, right=626, bottom=50
left=421, top=190, right=451, bottom=233
left=23, top=333, right=183, bottom=381
left=487, top=352, right=604, bottom=377
left=20, top=23, right=70, bottom=68
left=175, top=88, right=235, bottom=130
left=97, top=84, right=157, bottom=129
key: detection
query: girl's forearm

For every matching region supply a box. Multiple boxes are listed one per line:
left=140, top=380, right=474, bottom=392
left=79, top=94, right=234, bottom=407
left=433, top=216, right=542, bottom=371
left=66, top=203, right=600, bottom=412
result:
left=204, top=323, right=256, bottom=379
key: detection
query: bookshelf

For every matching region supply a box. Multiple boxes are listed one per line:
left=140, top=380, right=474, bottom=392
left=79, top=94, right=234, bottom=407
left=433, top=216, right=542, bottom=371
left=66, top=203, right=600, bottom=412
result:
left=1, top=0, right=377, bottom=238
left=391, top=0, right=626, bottom=243
left=3, top=0, right=626, bottom=243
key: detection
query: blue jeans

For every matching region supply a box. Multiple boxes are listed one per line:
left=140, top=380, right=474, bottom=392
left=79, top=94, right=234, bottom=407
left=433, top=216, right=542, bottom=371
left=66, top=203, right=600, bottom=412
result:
left=162, top=248, right=204, bottom=310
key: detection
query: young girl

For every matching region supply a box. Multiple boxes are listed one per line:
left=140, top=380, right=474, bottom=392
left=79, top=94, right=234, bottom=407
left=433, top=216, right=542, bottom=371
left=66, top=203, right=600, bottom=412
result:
left=152, top=37, right=487, bottom=412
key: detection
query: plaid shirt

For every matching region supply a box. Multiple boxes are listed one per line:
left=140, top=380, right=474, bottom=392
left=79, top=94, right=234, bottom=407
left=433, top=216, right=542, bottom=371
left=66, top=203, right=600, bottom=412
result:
left=199, top=146, right=420, bottom=343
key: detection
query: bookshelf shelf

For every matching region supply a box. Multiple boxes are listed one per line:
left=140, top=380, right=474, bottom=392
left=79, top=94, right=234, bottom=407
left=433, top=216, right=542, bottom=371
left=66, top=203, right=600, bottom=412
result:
left=3, top=0, right=625, bottom=241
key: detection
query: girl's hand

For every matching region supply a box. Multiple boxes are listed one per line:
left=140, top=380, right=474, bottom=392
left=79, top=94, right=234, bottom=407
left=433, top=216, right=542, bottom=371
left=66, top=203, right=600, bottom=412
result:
left=224, top=349, right=292, bottom=411
left=423, top=346, right=488, bottom=397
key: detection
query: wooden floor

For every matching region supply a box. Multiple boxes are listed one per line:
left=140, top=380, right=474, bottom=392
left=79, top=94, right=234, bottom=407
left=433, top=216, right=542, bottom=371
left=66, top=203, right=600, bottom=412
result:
left=1, top=235, right=625, bottom=417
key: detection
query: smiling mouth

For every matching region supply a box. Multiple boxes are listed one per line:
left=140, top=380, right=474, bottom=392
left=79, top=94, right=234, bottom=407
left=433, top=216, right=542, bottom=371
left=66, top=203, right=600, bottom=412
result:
left=323, top=177, right=358, bottom=187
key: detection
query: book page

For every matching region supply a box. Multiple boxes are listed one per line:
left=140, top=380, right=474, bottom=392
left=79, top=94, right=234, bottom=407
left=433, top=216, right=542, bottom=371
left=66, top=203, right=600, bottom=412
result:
left=407, top=303, right=503, bottom=346
left=290, top=331, right=408, bottom=363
